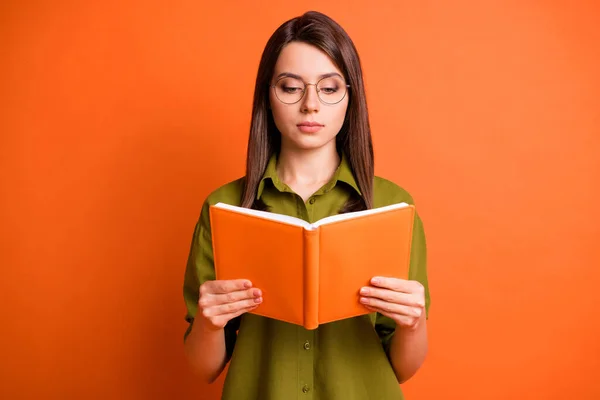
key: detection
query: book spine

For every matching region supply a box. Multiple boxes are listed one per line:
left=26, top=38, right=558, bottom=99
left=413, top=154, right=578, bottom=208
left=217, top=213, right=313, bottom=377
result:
left=303, top=228, right=319, bottom=330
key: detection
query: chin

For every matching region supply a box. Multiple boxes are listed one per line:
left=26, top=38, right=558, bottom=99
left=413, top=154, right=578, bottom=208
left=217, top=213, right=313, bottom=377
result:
left=282, top=131, right=338, bottom=152
left=286, top=136, right=336, bottom=152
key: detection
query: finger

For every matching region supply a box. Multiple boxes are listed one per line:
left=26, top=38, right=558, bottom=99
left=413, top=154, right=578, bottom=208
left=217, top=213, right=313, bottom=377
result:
left=206, top=279, right=252, bottom=294
left=200, top=288, right=261, bottom=308
left=209, top=303, right=260, bottom=329
left=360, top=286, right=424, bottom=308
left=370, top=277, right=423, bottom=294
left=364, top=305, right=417, bottom=327
left=204, top=297, right=263, bottom=317
left=359, top=296, right=423, bottom=318
left=214, top=288, right=262, bottom=305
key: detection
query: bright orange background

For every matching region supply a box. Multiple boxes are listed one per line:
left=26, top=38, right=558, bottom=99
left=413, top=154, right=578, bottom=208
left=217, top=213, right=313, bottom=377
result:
left=1, top=1, right=599, bottom=399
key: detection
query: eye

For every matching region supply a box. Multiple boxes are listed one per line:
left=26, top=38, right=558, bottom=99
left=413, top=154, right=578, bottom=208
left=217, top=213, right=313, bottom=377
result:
left=282, top=86, right=302, bottom=94
left=317, top=76, right=343, bottom=96
left=319, top=87, right=339, bottom=95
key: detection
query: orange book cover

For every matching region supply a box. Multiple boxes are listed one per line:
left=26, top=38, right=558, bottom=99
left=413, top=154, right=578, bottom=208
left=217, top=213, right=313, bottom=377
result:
left=209, top=202, right=415, bottom=329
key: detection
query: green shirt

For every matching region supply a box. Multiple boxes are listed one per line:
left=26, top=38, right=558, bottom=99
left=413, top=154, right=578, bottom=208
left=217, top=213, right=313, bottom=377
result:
left=183, top=153, right=431, bottom=400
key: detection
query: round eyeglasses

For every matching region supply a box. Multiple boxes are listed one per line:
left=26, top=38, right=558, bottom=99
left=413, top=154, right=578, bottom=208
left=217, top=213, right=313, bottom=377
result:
left=270, top=75, right=350, bottom=105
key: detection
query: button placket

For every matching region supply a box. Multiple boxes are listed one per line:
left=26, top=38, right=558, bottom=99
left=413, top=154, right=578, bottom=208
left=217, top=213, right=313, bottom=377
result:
left=298, top=328, right=314, bottom=398
left=307, top=196, right=317, bottom=222
left=296, top=194, right=309, bottom=222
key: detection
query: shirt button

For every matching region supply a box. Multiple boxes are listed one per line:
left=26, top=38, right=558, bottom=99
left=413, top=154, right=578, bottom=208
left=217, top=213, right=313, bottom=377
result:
left=308, top=197, right=315, bottom=204
left=303, top=340, right=310, bottom=350
left=302, top=385, right=310, bottom=393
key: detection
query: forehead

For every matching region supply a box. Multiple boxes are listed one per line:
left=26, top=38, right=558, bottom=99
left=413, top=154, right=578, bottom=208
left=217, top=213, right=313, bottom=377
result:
left=274, top=41, right=343, bottom=79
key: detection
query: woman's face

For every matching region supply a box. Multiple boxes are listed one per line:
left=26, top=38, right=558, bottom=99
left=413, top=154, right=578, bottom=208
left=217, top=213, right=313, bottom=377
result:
left=269, top=41, right=349, bottom=153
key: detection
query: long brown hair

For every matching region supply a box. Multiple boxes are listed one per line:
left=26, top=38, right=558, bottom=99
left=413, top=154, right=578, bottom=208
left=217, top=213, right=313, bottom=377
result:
left=240, top=11, right=374, bottom=212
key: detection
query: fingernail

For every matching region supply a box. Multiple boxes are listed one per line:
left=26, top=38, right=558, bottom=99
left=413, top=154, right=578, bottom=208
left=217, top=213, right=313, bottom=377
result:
left=371, top=277, right=380, bottom=285
left=360, top=297, right=368, bottom=304
left=360, top=288, right=368, bottom=295
left=254, top=297, right=263, bottom=303
left=254, top=289, right=261, bottom=297
left=244, top=281, right=252, bottom=288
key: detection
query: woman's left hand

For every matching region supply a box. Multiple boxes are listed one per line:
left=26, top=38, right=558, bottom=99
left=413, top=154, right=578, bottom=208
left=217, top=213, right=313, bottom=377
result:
left=359, top=276, right=426, bottom=330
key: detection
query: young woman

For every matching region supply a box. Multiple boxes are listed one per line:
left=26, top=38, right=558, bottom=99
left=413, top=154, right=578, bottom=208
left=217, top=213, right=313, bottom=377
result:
left=183, top=11, right=430, bottom=400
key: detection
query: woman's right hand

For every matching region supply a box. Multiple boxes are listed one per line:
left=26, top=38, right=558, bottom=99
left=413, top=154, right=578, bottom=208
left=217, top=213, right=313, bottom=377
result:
left=197, top=279, right=262, bottom=331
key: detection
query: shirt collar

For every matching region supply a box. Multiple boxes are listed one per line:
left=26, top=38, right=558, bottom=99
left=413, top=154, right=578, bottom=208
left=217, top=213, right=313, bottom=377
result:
left=256, top=152, right=362, bottom=200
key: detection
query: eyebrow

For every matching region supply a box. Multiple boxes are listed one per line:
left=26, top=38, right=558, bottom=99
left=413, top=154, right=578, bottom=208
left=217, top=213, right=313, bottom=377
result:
left=275, top=72, right=343, bottom=80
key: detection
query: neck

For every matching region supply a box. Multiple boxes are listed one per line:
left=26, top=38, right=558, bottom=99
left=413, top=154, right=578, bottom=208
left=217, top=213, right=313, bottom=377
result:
left=277, top=144, right=340, bottom=187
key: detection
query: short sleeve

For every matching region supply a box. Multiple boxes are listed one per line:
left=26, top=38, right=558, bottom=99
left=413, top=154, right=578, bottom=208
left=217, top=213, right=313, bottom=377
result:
left=182, top=200, right=240, bottom=360
left=376, top=210, right=431, bottom=355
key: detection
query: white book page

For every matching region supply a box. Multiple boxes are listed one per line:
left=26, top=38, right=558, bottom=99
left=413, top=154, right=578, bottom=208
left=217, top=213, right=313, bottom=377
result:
left=312, top=202, right=409, bottom=227
left=213, top=201, right=409, bottom=230
left=213, top=202, right=313, bottom=230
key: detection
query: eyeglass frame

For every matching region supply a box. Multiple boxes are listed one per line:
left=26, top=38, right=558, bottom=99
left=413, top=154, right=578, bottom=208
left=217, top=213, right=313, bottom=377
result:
left=269, top=75, right=351, bottom=105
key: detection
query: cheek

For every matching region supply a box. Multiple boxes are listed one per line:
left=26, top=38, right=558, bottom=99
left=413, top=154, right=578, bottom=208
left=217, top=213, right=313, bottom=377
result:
left=270, top=100, right=295, bottom=129
left=330, top=101, right=349, bottom=128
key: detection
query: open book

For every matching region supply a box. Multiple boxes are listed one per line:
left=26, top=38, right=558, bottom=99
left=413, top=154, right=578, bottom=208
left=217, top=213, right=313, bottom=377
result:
left=209, top=202, right=415, bottom=329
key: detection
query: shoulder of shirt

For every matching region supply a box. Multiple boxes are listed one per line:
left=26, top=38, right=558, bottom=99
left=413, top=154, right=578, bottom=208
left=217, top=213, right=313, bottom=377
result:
left=203, top=176, right=246, bottom=208
left=373, top=175, right=415, bottom=206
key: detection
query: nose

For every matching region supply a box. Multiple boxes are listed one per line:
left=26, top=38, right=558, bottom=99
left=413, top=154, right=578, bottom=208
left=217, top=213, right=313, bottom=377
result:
left=301, top=83, right=320, bottom=113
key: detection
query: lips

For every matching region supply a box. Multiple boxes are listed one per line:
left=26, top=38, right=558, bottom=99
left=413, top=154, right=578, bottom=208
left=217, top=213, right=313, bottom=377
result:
left=297, top=121, right=324, bottom=127
left=297, top=122, right=324, bottom=133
